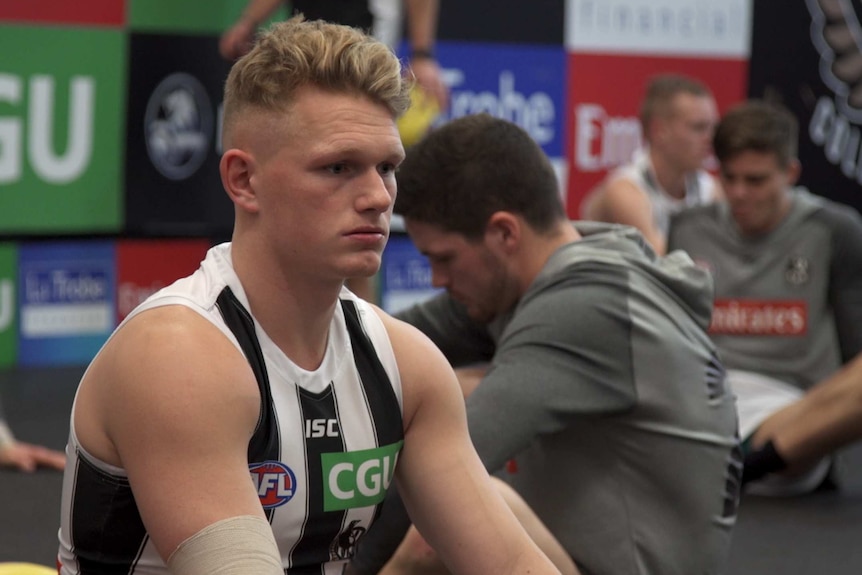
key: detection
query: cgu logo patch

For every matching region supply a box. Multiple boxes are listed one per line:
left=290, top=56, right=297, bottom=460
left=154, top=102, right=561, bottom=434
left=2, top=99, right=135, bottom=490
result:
left=321, top=441, right=403, bottom=512
left=250, top=461, right=298, bottom=508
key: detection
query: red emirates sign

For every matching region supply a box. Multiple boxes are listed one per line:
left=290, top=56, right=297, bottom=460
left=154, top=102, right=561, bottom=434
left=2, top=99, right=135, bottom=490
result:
left=710, top=299, right=807, bottom=336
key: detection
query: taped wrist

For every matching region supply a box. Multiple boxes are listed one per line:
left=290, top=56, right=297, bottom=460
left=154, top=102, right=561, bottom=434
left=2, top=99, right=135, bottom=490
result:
left=742, top=439, right=788, bottom=485
left=167, top=515, right=282, bottom=575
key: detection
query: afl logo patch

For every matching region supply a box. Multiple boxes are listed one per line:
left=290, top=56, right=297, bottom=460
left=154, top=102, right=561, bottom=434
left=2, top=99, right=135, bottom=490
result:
left=250, top=461, right=298, bottom=508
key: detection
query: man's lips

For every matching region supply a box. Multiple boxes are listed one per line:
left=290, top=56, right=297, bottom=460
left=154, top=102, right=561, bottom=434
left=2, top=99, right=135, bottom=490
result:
left=345, top=227, right=388, bottom=244
left=346, top=226, right=386, bottom=236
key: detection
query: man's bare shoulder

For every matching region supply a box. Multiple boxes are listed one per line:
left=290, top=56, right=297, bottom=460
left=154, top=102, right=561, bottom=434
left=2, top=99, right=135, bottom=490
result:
left=95, top=305, right=250, bottom=383
left=370, top=305, right=445, bottom=359
left=369, top=305, right=461, bottom=422
left=75, top=305, right=259, bottom=466
left=370, top=306, right=448, bottom=371
left=583, top=173, right=650, bottom=221
left=601, top=174, right=652, bottom=210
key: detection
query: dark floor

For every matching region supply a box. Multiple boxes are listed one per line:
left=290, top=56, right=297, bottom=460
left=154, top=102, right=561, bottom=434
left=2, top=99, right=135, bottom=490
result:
left=2, top=366, right=862, bottom=572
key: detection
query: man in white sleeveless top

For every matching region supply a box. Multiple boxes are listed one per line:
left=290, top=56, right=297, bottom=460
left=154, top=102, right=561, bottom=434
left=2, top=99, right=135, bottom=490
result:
left=582, top=74, right=721, bottom=255
left=56, top=17, right=562, bottom=575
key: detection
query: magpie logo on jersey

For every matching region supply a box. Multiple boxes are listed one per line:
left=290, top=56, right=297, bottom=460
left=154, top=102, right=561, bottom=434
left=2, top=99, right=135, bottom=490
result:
left=250, top=461, right=298, bottom=508
left=321, top=441, right=403, bottom=511
left=330, top=520, right=367, bottom=560
left=785, top=255, right=810, bottom=286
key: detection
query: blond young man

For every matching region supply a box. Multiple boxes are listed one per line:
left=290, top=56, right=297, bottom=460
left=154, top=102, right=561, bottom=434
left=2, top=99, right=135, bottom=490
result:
left=582, top=74, right=721, bottom=255
left=56, top=17, right=560, bottom=575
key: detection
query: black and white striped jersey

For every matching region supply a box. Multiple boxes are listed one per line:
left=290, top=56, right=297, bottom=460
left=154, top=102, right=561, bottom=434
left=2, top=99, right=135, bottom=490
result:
left=57, top=243, right=404, bottom=575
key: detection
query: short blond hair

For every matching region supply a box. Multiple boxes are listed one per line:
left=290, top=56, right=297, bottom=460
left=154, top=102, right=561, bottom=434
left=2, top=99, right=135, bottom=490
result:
left=223, top=15, right=410, bottom=142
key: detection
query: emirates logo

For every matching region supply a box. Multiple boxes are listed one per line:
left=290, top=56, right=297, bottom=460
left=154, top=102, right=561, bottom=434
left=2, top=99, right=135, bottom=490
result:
left=710, top=299, right=808, bottom=336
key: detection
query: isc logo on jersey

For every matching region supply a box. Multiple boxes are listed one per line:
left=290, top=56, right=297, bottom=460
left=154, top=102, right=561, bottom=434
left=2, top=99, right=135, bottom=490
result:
left=250, top=461, right=298, bottom=508
left=306, top=418, right=339, bottom=438
left=322, top=441, right=403, bottom=512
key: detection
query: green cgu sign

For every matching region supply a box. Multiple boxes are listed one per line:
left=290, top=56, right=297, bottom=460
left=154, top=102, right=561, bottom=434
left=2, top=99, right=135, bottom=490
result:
left=0, top=25, right=125, bottom=234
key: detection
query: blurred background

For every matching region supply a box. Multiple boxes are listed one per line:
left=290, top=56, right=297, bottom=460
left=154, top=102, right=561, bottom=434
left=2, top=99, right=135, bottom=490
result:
left=1, top=0, right=860, bottom=368
left=2, top=1, right=862, bottom=570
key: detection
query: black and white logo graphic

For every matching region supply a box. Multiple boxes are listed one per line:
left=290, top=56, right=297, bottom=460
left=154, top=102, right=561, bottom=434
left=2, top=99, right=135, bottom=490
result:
left=144, top=73, right=213, bottom=181
left=806, top=0, right=862, bottom=183
left=330, top=520, right=366, bottom=560
left=785, top=255, right=811, bottom=285
left=808, top=0, right=862, bottom=120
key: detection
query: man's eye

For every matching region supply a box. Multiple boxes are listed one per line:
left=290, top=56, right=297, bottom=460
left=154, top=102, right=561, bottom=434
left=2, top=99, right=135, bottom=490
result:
left=328, top=163, right=347, bottom=174
left=379, top=163, right=395, bottom=175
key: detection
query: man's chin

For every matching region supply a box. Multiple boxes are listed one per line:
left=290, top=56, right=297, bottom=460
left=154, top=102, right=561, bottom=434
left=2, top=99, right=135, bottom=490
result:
left=345, top=255, right=382, bottom=277
left=464, top=305, right=495, bottom=325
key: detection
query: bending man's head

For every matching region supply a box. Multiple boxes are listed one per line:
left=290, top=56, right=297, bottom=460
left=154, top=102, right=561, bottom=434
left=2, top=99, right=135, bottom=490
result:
left=394, top=113, right=565, bottom=239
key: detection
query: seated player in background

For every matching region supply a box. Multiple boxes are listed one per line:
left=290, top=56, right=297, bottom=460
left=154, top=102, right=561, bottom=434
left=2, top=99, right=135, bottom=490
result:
left=668, top=100, right=862, bottom=495
left=582, top=73, right=722, bottom=254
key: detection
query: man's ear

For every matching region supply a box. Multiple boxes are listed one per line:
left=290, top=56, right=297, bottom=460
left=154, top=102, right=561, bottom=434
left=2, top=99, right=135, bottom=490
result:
left=485, top=211, right=520, bottom=253
left=220, top=149, right=259, bottom=213
left=650, top=116, right=673, bottom=148
left=786, top=158, right=802, bottom=186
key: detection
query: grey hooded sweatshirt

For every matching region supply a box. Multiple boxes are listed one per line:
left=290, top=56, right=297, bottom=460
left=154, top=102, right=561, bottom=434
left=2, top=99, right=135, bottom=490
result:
left=355, top=222, right=740, bottom=575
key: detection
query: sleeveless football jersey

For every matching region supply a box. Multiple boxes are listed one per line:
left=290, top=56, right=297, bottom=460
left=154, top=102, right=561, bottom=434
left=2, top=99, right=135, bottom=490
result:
left=668, top=187, right=862, bottom=390
left=57, top=243, right=404, bottom=575
left=605, top=148, right=718, bottom=239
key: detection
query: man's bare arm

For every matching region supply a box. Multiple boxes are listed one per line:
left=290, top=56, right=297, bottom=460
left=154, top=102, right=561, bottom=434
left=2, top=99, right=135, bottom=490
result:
left=379, top=311, right=560, bottom=575
left=595, top=178, right=666, bottom=254
left=75, top=307, right=275, bottom=566
left=403, top=0, right=448, bottom=110
left=752, top=352, right=862, bottom=473
left=219, top=0, right=283, bottom=60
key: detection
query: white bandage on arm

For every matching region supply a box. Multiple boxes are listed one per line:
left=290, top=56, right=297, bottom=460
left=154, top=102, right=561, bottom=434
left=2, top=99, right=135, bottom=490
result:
left=0, top=419, right=16, bottom=450
left=167, top=515, right=283, bottom=575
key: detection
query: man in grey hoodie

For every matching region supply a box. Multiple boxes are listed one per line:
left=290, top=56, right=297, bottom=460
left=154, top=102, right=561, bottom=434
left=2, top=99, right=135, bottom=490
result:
left=350, top=113, right=741, bottom=575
